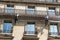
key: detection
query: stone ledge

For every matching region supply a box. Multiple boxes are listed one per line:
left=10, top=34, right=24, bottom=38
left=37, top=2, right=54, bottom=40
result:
left=48, top=36, right=60, bottom=39
left=0, top=34, right=14, bottom=39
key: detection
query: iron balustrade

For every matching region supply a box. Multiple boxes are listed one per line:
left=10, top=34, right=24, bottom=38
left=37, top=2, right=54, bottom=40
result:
left=0, top=8, right=60, bottom=16
left=24, top=31, right=37, bottom=35
left=0, top=29, right=13, bottom=34
left=49, top=32, right=59, bottom=36
left=0, top=8, right=47, bottom=16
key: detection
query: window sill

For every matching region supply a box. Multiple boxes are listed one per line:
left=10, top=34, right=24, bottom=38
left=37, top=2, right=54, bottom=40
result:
left=0, top=33, right=12, bottom=35
left=48, top=35, right=60, bottom=39
left=0, top=33, right=13, bottom=39
left=24, top=34, right=37, bottom=37
left=24, top=34, right=35, bottom=35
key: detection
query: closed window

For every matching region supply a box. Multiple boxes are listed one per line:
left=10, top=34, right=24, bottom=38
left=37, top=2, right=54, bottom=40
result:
left=3, top=20, right=12, bottom=34
left=25, top=22, right=35, bottom=35
left=49, top=24, right=58, bottom=36
left=5, top=4, right=14, bottom=13
left=48, top=7, right=56, bottom=16
left=27, top=6, right=35, bottom=14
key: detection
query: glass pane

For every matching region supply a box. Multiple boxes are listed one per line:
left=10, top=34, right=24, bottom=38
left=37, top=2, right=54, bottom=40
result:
left=3, top=23, right=12, bottom=33
left=48, top=10, right=55, bottom=16
left=27, top=8, right=35, bottom=14
left=54, top=25, right=58, bottom=32
left=5, top=7, right=14, bottom=13
left=50, top=25, right=54, bottom=32
left=50, top=25, right=58, bottom=36
left=26, top=24, right=35, bottom=34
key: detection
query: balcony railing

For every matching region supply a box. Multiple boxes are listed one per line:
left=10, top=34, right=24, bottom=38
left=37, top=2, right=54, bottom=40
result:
left=0, top=8, right=47, bottom=16
left=0, top=8, right=60, bottom=18
left=0, top=29, right=12, bottom=35
left=0, top=0, right=60, bottom=4
left=24, top=31, right=37, bottom=35
left=49, top=32, right=59, bottom=36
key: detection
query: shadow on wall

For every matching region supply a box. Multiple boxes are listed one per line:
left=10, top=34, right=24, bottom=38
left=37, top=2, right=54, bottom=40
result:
left=37, top=20, right=48, bottom=35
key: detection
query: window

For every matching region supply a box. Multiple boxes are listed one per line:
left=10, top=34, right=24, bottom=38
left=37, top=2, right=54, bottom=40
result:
left=49, top=24, right=58, bottom=36
left=5, top=4, right=14, bottom=13
left=25, top=22, right=35, bottom=35
left=48, top=7, right=56, bottom=16
left=27, top=6, right=35, bottom=14
left=3, top=20, right=12, bottom=34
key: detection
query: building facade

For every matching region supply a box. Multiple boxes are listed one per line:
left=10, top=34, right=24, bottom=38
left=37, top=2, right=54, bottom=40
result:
left=0, top=0, right=60, bottom=40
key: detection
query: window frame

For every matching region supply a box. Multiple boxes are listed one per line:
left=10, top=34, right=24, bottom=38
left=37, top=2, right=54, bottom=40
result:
left=2, top=20, right=13, bottom=34
left=48, top=7, right=56, bottom=16
left=24, top=22, right=36, bottom=35
left=49, top=23, right=59, bottom=36
left=27, top=6, right=35, bottom=15
left=5, top=4, right=14, bottom=13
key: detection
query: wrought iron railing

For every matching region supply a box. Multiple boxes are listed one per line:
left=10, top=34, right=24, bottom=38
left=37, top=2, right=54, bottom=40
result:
left=0, top=30, right=12, bottom=34
left=0, top=8, right=60, bottom=17
left=24, top=31, right=37, bottom=35
left=49, top=32, right=59, bottom=36
left=0, top=8, right=47, bottom=16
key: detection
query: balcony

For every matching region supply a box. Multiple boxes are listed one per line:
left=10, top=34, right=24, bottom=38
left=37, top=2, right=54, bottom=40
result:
left=0, top=8, right=47, bottom=17
left=0, top=0, right=60, bottom=4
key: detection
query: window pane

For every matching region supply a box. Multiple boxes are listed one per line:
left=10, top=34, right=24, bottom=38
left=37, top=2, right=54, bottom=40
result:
left=50, top=25, right=54, bottom=32
left=3, top=23, right=12, bottom=33
left=27, top=6, right=35, bottom=14
left=26, top=24, right=35, bottom=34
left=48, top=10, right=55, bottom=16
left=5, top=4, right=14, bottom=13
left=5, top=7, right=14, bottom=13
left=50, top=25, right=58, bottom=36
left=27, top=9, right=35, bottom=14
left=54, top=25, right=58, bottom=32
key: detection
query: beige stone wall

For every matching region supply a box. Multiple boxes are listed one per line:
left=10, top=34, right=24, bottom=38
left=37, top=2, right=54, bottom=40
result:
left=35, top=6, right=48, bottom=15
left=12, top=20, right=48, bottom=40
left=36, top=20, right=48, bottom=40
left=0, top=3, right=5, bottom=8
left=12, top=21, right=25, bottom=40
left=0, top=19, right=49, bottom=40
